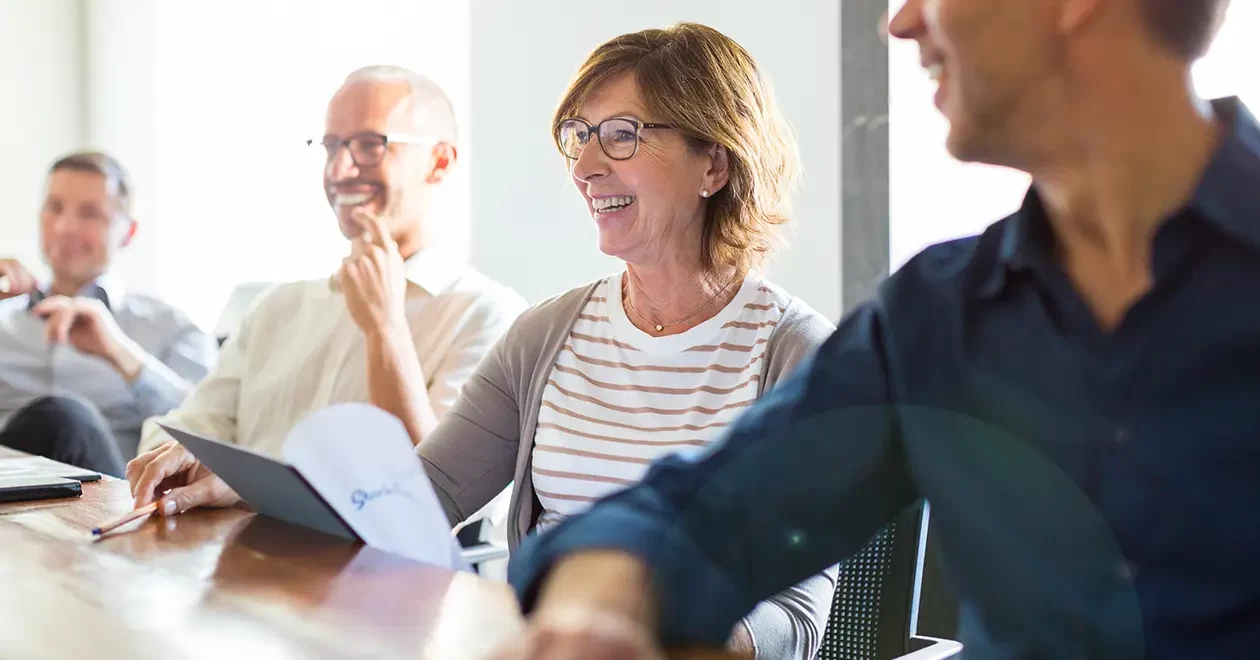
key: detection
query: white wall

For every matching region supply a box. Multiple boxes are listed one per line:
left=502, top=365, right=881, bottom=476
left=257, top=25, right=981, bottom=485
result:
left=888, top=0, right=1260, bottom=271
left=10, top=2, right=1254, bottom=327
left=886, top=0, right=1031, bottom=271
left=0, top=0, right=85, bottom=281
left=81, top=0, right=472, bottom=330
left=84, top=0, right=160, bottom=296
left=1194, top=1, right=1260, bottom=107
left=468, top=0, right=843, bottom=321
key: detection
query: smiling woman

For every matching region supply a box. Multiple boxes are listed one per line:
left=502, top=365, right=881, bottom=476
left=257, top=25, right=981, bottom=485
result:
left=551, top=25, right=800, bottom=278
left=416, top=21, right=839, bottom=660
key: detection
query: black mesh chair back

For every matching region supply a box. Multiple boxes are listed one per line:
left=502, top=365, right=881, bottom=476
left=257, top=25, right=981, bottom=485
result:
left=818, top=501, right=961, bottom=660
left=819, top=504, right=922, bottom=659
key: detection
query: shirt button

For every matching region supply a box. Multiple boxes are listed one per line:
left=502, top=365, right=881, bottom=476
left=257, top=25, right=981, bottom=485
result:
left=1113, top=425, right=1132, bottom=446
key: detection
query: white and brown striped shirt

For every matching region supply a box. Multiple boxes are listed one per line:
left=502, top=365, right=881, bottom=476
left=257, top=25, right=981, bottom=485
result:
left=532, top=272, right=789, bottom=528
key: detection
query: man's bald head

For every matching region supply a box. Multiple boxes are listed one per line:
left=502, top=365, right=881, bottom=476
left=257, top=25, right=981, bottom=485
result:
left=322, top=66, right=459, bottom=255
left=340, top=65, right=458, bottom=145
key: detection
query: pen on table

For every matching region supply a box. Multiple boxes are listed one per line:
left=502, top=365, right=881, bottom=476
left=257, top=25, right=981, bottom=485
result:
left=92, top=502, right=160, bottom=537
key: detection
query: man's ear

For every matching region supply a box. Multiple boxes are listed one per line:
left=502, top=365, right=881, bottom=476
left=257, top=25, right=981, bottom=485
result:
left=1058, top=0, right=1101, bottom=36
left=119, top=218, right=138, bottom=248
left=426, top=143, right=458, bottom=184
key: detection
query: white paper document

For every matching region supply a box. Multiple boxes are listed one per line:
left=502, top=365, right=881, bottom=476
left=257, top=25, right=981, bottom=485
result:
left=0, top=455, right=100, bottom=481
left=282, top=403, right=469, bottom=572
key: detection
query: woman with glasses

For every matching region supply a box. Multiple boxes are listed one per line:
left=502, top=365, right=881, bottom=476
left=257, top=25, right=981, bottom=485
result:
left=420, top=22, right=836, bottom=659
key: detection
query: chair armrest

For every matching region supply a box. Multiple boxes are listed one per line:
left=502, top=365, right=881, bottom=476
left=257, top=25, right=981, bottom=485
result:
left=460, top=542, right=509, bottom=567
left=891, top=636, right=963, bottom=660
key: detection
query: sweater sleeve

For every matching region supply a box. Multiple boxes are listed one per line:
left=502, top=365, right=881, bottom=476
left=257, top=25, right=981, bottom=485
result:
left=417, top=283, right=600, bottom=527
left=418, top=325, right=525, bottom=526
left=738, top=297, right=839, bottom=659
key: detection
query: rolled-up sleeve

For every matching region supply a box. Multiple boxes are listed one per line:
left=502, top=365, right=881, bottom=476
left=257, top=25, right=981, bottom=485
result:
left=424, top=289, right=526, bottom=420
left=508, top=302, right=918, bottom=650
left=138, top=315, right=249, bottom=455
left=128, top=328, right=218, bottom=419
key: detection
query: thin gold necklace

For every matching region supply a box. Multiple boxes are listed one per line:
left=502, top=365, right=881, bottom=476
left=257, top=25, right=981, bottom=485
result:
left=623, top=274, right=740, bottom=333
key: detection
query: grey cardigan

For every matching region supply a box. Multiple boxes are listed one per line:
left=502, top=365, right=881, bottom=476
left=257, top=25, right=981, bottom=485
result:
left=419, top=279, right=838, bottom=659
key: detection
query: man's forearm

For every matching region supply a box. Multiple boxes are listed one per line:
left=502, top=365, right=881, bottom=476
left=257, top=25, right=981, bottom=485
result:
left=537, top=550, right=658, bottom=626
left=364, top=322, right=438, bottom=445
left=108, top=337, right=147, bottom=383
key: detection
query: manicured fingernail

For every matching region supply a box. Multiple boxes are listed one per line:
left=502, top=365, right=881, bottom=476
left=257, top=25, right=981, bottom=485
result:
left=162, top=499, right=177, bottom=516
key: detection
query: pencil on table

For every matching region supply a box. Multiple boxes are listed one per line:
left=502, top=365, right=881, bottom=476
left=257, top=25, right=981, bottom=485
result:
left=91, top=502, right=160, bottom=537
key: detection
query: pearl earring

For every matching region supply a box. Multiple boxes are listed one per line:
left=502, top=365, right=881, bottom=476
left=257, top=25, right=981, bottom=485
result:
left=700, top=190, right=710, bottom=198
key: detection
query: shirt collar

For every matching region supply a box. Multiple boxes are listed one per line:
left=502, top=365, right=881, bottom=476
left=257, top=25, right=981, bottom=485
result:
left=970, top=189, right=1055, bottom=300
left=28, top=272, right=125, bottom=311
left=402, top=248, right=466, bottom=296
left=975, top=96, right=1260, bottom=299
left=327, top=248, right=466, bottom=297
left=1183, top=97, right=1260, bottom=251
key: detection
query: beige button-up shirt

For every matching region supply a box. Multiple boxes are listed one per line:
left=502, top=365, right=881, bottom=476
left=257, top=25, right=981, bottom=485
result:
left=140, top=250, right=527, bottom=457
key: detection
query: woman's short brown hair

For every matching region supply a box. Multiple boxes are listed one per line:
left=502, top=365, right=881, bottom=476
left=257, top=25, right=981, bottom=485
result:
left=553, top=23, right=801, bottom=275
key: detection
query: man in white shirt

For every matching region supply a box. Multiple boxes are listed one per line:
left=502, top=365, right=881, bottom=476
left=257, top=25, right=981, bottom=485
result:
left=126, top=65, right=527, bottom=515
left=0, top=152, right=218, bottom=475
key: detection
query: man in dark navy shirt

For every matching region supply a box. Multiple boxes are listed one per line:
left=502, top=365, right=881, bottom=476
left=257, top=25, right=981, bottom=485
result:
left=498, top=1, right=1254, bottom=659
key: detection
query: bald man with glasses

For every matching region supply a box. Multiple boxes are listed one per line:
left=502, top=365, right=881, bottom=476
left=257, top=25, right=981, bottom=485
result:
left=126, top=65, right=526, bottom=517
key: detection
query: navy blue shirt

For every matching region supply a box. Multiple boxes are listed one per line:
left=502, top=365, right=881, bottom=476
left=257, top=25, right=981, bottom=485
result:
left=509, top=98, right=1260, bottom=659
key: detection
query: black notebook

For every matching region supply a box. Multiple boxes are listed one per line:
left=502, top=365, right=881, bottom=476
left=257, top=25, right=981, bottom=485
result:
left=0, top=474, right=82, bottom=503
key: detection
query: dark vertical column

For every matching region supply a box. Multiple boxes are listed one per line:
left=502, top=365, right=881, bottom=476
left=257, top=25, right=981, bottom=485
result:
left=840, top=3, right=891, bottom=313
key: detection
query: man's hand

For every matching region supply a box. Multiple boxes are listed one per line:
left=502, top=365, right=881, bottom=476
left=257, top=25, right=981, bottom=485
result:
left=0, top=259, right=37, bottom=300
left=490, top=551, right=664, bottom=660
left=490, top=606, right=666, bottom=660
left=31, top=295, right=146, bottom=380
left=126, top=441, right=241, bottom=515
left=338, top=209, right=408, bottom=337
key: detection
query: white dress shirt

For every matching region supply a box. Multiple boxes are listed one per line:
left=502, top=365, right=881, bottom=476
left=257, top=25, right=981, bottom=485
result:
left=140, top=250, right=527, bottom=458
left=0, top=274, right=218, bottom=456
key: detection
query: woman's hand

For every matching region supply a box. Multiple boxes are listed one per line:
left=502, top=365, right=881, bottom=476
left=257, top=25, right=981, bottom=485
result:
left=126, top=441, right=241, bottom=514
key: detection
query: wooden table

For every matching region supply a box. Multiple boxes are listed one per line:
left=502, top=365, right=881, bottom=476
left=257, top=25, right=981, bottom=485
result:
left=0, top=448, right=740, bottom=660
left=0, top=447, right=524, bottom=659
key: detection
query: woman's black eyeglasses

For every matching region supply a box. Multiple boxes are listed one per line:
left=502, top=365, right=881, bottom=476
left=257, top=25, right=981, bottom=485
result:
left=555, top=118, right=677, bottom=161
